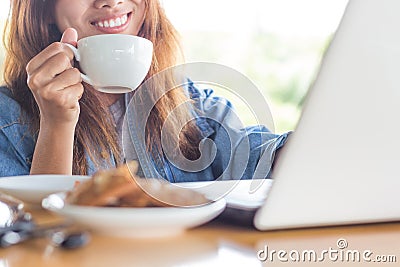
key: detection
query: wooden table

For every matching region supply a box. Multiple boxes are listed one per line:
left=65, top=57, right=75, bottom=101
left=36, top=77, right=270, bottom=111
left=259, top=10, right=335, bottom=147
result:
left=1, top=208, right=399, bottom=267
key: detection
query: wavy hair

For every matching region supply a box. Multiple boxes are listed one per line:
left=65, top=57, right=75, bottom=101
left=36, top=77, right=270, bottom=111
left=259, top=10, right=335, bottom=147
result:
left=3, top=0, right=201, bottom=175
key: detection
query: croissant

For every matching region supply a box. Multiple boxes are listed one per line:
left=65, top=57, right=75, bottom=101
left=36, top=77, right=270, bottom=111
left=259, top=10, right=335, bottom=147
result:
left=66, top=161, right=209, bottom=207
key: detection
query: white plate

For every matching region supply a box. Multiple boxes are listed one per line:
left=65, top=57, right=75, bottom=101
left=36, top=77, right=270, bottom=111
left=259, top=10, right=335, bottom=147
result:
left=0, top=175, right=90, bottom=205
left=42, top=193, right=226, bottom=238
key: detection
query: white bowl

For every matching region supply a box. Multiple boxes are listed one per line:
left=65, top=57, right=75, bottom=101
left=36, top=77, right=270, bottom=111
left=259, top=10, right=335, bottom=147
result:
left=0, top=175, right=89, bottom=205
left=42, top=192, right=226, bottom=238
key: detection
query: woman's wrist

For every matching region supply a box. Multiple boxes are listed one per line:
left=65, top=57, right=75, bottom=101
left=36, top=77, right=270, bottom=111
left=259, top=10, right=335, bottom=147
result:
left=39, top=121, right=77, bottom=137
left=30, top=123, right=76, bottom=175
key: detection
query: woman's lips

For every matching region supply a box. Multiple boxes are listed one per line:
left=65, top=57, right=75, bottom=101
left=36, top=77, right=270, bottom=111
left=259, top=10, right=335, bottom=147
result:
left=91, top=12, right=132, bottom=33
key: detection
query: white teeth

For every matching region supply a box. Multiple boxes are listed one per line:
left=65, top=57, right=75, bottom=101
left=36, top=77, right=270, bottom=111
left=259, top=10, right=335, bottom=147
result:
left=95, top=14, right=129, bottom=28
left=121, top=15, right=127, bottom=24
left=115, top=17, right=121, bottom=26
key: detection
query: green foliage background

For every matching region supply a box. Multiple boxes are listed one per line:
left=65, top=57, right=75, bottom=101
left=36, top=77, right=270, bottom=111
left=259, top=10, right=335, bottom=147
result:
left=181, top=30, right=331, bottom=133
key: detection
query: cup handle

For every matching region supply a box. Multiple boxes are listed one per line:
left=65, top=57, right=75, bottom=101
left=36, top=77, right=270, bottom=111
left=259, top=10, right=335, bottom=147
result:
left=64, top=43, right=93, bottom=86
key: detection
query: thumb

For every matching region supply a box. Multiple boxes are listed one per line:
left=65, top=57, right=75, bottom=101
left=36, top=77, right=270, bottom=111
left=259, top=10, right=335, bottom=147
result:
left=61, top=28, right=78, bottom=46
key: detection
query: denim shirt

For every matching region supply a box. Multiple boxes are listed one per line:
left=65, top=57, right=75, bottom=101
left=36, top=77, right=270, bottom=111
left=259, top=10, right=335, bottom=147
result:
left=0, top=84, right=289, bottom=181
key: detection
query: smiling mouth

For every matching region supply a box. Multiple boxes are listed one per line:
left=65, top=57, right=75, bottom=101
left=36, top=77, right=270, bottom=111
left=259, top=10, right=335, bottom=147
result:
left=91, top=12, right=131, bottom=28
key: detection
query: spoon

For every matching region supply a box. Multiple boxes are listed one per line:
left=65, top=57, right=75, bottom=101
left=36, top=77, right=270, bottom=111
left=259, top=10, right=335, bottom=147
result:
left=0, top=193, right=89, bottom=249
left=1, top=221, right=90, bottom=249
left=0, top=194, right=25, bottom=227
left=51, top=229, right=91, bottom=249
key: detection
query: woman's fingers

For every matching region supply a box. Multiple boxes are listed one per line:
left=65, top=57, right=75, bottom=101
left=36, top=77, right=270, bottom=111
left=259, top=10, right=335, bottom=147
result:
left=27, top=52, right=76, bottom=90
left=60, top=28, right=78, bottom=46
left=26, top=42, right=75, bottom=76
left=35, top=69, right=83, bottom=105
left=52, top=67, right=83, bottom=91
left=56, top=83, right=85, bottom=109
left=35, top=83, right=84, bottom=126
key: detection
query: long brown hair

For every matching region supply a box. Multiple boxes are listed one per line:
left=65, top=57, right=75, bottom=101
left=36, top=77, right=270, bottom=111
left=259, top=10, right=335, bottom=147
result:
left=3, top=0, right=201, bottom=175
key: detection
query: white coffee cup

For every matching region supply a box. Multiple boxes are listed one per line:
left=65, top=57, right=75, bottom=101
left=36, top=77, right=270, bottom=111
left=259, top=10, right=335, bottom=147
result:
left=66, top=34, right=153, bottom=93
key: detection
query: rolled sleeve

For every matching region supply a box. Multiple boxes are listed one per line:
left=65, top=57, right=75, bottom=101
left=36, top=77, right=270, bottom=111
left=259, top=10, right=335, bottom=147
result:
left=190, top=84, right=290, bottom=180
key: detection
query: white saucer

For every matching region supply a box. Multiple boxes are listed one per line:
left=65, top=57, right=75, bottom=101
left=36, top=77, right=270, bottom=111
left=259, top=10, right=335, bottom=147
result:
left=42, top=192, right=226, bottom=238
left=0, top=175, right=90, bottom=205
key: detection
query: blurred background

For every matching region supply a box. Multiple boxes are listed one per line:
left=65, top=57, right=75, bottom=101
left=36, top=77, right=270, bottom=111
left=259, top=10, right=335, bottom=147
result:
left=0, top=0, right=348, bottom=133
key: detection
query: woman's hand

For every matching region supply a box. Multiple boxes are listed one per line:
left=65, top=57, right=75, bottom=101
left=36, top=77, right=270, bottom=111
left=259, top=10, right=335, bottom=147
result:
left=27, top=28, right=83, bottom=175
left=26, top=28, right=83, bottom=129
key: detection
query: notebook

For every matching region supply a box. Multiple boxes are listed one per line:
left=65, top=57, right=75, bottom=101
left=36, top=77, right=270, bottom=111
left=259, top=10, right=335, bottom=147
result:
left=181, top=0, right=400, bottom=230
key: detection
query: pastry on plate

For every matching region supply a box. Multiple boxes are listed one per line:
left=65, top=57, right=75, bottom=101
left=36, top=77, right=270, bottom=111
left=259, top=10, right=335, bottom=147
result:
left=66, top=161, right=209, bottom=207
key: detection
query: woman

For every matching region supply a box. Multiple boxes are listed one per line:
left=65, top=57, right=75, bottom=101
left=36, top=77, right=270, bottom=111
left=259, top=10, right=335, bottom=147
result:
left=0, top=0, right=289, bottom=182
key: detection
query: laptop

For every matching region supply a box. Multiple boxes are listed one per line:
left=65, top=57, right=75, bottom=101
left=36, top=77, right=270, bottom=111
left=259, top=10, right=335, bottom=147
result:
left=181, top=0, right=400, bottom=230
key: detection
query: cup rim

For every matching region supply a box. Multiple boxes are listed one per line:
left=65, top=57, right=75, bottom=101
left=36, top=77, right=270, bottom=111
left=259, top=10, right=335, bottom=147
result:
left=77, top=34, right=152, bottom=47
